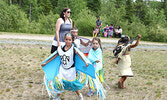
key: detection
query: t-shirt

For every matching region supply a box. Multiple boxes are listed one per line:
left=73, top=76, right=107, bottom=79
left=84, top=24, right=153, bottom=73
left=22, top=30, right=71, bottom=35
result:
left=96, top=20, right=102, bottom=26
left=58, top=45, right=74, bottom=69
left=74, top=38, right=81, bottom=48
left=109, top=26, right=113, bottom=31
left=115, top=28, right=122, bottom=34
left=104, top=27, right=109, bottom=32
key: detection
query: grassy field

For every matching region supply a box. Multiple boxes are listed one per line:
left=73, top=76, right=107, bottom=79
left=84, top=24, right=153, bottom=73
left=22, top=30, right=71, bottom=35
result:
left=0, top=41, right=167, bottom=100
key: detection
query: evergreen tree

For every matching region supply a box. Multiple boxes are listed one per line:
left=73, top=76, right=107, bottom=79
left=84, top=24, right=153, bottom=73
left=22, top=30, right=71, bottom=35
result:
left=38, top=0, right=53, bottom=15
left=20, top=0, right=42, bottom=21
left=50, top=0, right=58, bottom=10
left=68, top=0, right=87, bottom=19
left=55, top=0, right=69, bottom=14
left=144, top=7, right=166, bottom=26
left=55, top=0, right=86, bottom=20
left=135, top=0, right=147, bottom=23
left=85, top=0, right=101, bottom=15
left=163, top=0, right=167, bottom=20
left=115, top=0, right=125, bottom=8
left=125, top=0, right=134, bottom=23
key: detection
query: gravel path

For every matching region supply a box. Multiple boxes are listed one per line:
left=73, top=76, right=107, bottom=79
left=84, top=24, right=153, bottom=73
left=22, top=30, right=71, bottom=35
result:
left=0, top=32, right=167, bottom=50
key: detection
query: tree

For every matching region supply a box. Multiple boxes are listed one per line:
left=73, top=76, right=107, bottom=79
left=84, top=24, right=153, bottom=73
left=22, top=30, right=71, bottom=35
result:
left=55, top=0, right=87, bottom=20
left=134, top=0, right=147, bottom=23
left=55, top=0, right=69, bottom=15
left=0, top=1, right=29, bottom=32
left=85, top=0, right=101, bottom=15
left=163, top=0, right=167, bottom=20
left=68, top=0, right=87, bottom=19
left=75, top=8, right=97, bottom=36
left=125, top=0, right=134, bottom=23
left=115, top=0, right=125, bottom=8
left=50, top=0, right=58, bottom=10
left=38, top=0, right=53, bottom=15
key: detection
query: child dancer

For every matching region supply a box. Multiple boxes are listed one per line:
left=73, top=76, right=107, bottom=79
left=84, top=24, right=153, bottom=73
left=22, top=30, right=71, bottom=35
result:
left=87, top=37, right=106, bottom=99
left=42, top=33, right=90, bottom=100
left=70, top=27, right=90, bottom=48
left=116, top=34, right=141, bottom=89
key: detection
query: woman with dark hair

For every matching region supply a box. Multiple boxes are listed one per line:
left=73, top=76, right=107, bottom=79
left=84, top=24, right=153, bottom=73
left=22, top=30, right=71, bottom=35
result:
left=114, top=25, right=122, bottom=38
left=51, top=8, right=72, bottom=53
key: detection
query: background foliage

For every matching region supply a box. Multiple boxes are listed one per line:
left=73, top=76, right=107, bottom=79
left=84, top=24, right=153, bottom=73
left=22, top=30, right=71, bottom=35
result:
left=0, top=0, right=167, bottom=42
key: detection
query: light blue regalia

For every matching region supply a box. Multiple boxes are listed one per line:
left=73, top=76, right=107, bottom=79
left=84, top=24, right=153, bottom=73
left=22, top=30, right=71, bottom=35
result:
left=87, top=47, right=107, bottom=99
left=41, top=46, right=95, bottom=98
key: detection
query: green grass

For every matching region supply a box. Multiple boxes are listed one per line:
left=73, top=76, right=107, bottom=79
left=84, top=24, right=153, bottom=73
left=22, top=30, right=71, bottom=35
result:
left=0, top=42, right=167, bottom=100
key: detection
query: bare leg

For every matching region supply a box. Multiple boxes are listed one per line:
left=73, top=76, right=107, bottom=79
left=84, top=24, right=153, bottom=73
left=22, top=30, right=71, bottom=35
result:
left=76, top=90, right=84, bottom=100
left=93, top=31, right=95, bottom=37
left=122, top=76, right=127, bottom=88
left=75, top=90, right=80, bottom=96
left=118, top=76, right=127, bottom=89
left=95, top=32, right=97, bottom=37
left=57, top=94, right=61, bottom=96
left=118, top=77, right=123, bottom=88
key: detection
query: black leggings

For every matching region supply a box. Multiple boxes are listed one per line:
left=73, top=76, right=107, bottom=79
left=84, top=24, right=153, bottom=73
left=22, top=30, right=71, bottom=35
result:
left=114, top=32, right=121, bottom=38
left=51, top=45, right=58, bottom=54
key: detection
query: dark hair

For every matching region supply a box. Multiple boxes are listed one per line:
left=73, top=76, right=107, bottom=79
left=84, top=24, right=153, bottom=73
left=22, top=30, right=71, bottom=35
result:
left=118, top=35, right=130, bottom=44
left=117, top=25, right=121, bottom=29
left=60, top=8, right=71, bottom=23
left=70, top=27, right=78, bottom=31
left=64, top=33, right=75, bottom=42
left=92, top=37, right=102, bottom=50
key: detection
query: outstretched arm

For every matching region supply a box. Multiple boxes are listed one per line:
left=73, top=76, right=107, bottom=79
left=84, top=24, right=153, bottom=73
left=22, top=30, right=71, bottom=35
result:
left=41, top=53, right=58, bottom=67
left=80, top=39, right=90, bottom=47
left=130, top=34, right=141, bottom=48
left=74, top=49, right=89, bottom=67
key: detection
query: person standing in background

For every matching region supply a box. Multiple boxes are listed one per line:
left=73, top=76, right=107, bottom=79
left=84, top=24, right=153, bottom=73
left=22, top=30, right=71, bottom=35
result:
left=96, top=17, right=102, bottom=37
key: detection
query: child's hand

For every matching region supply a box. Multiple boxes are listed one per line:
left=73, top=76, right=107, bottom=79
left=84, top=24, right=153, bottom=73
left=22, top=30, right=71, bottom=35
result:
left=89, top=40, right=91, bottom=43
left=41, top=63, right=46, bottom=67
left=86, top=63, right=89, bottom=67
left=96, top=60, right=100, bottom=63
left=58, top=42, right=61, bottom=47
left=138, top=34, right=141, bottom=38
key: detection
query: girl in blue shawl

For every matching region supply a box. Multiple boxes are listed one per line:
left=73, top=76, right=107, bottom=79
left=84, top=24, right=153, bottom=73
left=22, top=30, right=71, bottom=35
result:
left=87, top=37, right=106, bottom=99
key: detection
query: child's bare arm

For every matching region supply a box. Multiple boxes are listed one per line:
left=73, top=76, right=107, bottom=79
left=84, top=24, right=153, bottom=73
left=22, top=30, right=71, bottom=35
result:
left=41, top=53, right=58, bottom=67
left=80, top=39, right=90, bottom=46
left=130, top=34, right=141, bottom=48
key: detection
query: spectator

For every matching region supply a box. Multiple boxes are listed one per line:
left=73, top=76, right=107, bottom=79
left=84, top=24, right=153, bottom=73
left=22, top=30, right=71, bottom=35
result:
left=114, top=25, right=122, bottom=38
left=103, top=25, right=109, bottom=37
left=96, top=17, right=102, bottom=36
left=93, top=27, right=99, bottom=37
left=108, top=24, right=114, bottom=38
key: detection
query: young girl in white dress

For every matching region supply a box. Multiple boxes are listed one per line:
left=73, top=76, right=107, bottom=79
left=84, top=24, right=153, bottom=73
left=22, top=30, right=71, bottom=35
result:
left=42, top=33, right=90, bottom=100
left=116, top=34, right=141, bottom=89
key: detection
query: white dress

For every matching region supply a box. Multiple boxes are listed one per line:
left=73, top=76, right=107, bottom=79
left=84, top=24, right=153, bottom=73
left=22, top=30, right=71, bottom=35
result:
left=57, top=45, right=76, bottom=80
left=118, top=54, right=133, bottom=77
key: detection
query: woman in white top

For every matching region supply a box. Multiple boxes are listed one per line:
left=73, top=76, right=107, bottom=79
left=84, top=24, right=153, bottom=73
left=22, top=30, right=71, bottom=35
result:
left=114, top=25, right=122, bottom=38
left=51, top=8, right=72, bottom=53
